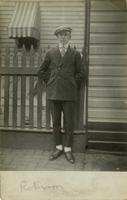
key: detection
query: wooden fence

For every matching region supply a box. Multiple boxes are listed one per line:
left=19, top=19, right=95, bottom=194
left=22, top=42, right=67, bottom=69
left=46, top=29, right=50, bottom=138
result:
left=0, top=46, right=85, bottom=130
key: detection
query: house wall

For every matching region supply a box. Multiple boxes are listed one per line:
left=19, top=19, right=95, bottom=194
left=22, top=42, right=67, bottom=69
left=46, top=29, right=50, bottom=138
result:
left=0, top=0, right=84, bottom=50
left=89, top=0, right=127, bottom=124
left=0, top=0, right=127, bottom=126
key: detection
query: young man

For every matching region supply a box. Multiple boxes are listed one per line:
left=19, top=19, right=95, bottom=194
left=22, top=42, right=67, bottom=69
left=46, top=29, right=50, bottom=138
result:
left=38, top=26, right=85, bottom=164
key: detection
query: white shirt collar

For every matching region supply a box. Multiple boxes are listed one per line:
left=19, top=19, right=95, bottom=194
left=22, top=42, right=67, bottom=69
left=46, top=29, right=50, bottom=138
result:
left=59, top=42, right=70, bottom=49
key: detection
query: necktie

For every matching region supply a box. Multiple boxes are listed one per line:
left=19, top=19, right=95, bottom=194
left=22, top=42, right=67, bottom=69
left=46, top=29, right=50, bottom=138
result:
left=61, top=46, right=66, bottom=57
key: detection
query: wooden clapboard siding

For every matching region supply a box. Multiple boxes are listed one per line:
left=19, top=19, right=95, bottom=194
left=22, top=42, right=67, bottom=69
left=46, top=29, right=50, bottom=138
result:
left=89, top=66, right=127, bottom=76
left=91, top=12, right=127, bottom=22
left=89, top=77, right=127, bottom=87
left=90, top=55, right=127, bottom=65
left=0, top=1, right=15, bottom=47
left=90, top=45, right=127, bottom=54
left=89, top=98, right=127, bottom=108
left=90, top=33, right=127, bottom=44
left=89, top=108, right=127, bottom=119
left=89, top=87, right=127, bottom=98
left=39, top=1, right=84, bottom=51
left=0, top=0, right=84, bottom=50
left=91, top=23, right=127, bottom=33
left=91, top=0, right=123, bottom=11
left=89, top=0, right=127, bottom=123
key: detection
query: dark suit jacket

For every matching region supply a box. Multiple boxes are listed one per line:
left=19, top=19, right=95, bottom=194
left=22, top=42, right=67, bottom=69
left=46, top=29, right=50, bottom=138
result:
left=38, top=46, right=85, bottom=101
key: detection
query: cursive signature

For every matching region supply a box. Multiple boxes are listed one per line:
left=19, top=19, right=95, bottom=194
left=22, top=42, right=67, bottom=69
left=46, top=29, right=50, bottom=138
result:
left=20, top=180, right=64, bottom=192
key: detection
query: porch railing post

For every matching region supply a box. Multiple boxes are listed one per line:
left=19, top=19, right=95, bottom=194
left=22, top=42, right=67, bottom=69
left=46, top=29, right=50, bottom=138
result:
left=4, top=46, right=10, bottom=127
left=0, top=75, right=1, bottom=114
left=84, top=0, right=91, bottom=148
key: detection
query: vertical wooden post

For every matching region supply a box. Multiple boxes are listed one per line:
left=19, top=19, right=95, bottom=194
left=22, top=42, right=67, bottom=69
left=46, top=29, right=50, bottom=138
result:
left=46, top=99, right=51, bottom=129
left=4, top=76, right=9, bottom=127
left=83, top=0, right=91, bottom=147
left=30, top=45, right=34, bottom=67
left=45, top=46, right=51, bottom=129
left=13, top=47, right=18, bottom=127
left=0, top=75, right=1, bottom=114
left=29, top=46, right=35, bottom=128
left=13, top=46, right=18, bottom=67
left=21, top=45, right=26, bottom=67
left=4, top=46, right=10, bottom=127
left=38, top=46, right=43, bottom=67
left=37, top=80, right=42, bottom=129
left=21, top=76, right=26, bottom=128
left=13, top=76, right=18, bottom=127
left=29, top=76, right=34, bottom=128
left=0, top=49, right=2, bottom=114
left=20, top=46, right=26, bottom=128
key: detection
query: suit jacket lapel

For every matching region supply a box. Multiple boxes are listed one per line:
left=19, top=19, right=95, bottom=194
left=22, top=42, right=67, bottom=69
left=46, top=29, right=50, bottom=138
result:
left=53, top=47, right=62, bottom=65
left=53, top=46, right=73, bottom=66
left=61, top=46, right=73, bottom=62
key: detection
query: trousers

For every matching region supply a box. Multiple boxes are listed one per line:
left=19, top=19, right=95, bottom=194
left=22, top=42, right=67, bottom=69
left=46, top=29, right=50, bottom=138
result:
left=51, top=100, right=75, bottom=147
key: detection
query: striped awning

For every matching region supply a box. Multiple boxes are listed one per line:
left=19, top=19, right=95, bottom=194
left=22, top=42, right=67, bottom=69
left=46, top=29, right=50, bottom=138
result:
left=8, top=2, right=40, bottom=40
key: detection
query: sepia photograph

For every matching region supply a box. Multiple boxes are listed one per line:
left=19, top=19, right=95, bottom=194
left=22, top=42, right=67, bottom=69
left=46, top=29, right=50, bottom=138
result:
left=0, top=0, right=127, bottom=199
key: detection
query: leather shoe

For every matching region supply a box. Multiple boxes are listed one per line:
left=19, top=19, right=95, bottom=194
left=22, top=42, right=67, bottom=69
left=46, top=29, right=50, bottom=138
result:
left=64, top=151, right=75, bottom=164
left=49, top=149, right=63, bottom=161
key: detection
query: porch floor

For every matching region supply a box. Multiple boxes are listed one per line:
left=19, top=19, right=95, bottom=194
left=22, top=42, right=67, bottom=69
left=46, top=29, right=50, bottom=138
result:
left=0, top=148, right=127, bottom=171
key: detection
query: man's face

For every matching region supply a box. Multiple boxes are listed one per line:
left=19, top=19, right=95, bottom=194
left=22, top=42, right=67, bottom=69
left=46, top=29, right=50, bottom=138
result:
left=56, top=31, right=71, bottom=45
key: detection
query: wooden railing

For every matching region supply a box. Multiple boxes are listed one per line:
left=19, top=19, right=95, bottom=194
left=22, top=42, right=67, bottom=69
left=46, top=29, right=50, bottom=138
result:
left=0, top=46, right=85, bottom=130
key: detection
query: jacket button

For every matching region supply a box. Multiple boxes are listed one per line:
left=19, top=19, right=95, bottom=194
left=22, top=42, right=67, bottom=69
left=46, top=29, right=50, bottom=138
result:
left=58, top=67, right=61, bottom=70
